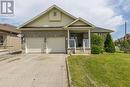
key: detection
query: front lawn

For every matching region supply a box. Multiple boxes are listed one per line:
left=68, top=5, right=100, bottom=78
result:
left=68, top=53, right=130, bottom=87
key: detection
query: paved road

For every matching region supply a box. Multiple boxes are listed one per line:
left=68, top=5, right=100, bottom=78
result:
left=0, top=54, right=68, bottom=87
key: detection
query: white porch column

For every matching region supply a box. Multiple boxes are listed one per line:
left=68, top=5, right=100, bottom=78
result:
left=67, top=29, right=70, bottom=48
left=88, top=30, right=91, bottom=48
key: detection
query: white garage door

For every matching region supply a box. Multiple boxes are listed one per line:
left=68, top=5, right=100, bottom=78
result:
left=26, top=38, right=44, bottom=53
left=47, top=37, right=66, bottom=53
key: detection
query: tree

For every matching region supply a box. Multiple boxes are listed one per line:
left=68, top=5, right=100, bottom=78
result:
left=91, top=34, right=103, bottom=54
left=127, top=39, right=130, bottom=45
left=104, top=33, right=115, bottom=53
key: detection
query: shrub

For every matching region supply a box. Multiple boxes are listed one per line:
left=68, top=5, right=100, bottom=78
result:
left=91, top=34, right=103, bottom=46
left=104, top=33, right=115, bottom=53
left=91, top=34, right=103, bottom=54
left=127, top=39, right=130, bottom=45
left=91, top=45, right=102, bottom=54
left=120, top=40, right=130, bottom=53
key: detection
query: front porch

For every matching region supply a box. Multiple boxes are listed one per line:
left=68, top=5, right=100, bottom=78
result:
left=64, top=17, right=95, bottom=54
left=67, top=29, right=91, bottom=54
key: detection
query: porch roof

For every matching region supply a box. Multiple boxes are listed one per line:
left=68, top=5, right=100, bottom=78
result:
left=92, top=27, right=114, bottom=33
left=64, top=17, right=96, bottom=28
left=0, top=24, right=21, bottom=33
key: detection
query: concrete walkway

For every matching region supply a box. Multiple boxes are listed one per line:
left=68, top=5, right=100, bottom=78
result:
left=0, top=54, right=68, bottom=87
left=0, top=49, right=9, bottom=55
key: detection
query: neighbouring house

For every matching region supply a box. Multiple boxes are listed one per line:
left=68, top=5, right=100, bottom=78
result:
left=18, top=5, right=113, bottom=54
left=0, top=24, right=21, bottom=53
left=117, top=34, right=130, bottom=42
left=124, top=34, right=130, bottom=40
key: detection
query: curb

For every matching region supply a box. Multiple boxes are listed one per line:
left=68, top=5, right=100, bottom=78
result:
left=65, top=57, right=73, bottom=87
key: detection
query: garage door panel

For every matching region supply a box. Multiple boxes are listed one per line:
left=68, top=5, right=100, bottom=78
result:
left=26, top=38, right=44, bottom=53
left=47, top=37, right=65, bottom=53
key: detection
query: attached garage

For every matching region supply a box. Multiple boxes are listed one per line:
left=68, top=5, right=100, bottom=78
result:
left=46, top=37, right=66, bottom=53
left=26, top=37, right=45, bottom=53
left=25, top=37, right=66, bottom=54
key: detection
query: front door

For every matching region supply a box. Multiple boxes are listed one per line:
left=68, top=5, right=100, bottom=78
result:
left=70, top=33, right=83, bottom=47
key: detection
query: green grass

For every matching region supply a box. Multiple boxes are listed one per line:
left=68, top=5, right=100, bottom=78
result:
left=68, top=53, right=130, bottom=87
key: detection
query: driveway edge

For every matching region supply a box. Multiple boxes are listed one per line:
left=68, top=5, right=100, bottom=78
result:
left=65, top=56, right=74, bottom=87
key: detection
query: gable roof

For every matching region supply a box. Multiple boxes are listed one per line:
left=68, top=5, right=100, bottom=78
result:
left=18, top=5, right=77, bottom=29
left=17, top=5, right=114, bottom=33
left=64, top=17, right=95, bottom=28
left=0, top=24, right=21, bottom=33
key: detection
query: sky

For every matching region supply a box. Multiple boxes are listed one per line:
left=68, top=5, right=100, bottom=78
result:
left=0, top=0, right=130, bottom=40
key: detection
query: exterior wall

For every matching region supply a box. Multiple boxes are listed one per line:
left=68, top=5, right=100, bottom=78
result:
left=25, top=8, right=75, bottom=27
left=23, top=30, right=67, bottom=37
left=6, top=34, right=21, bottom=52
left=0, top=32, right=21, bottom=52
left=49, top=9, right=61, bottom=21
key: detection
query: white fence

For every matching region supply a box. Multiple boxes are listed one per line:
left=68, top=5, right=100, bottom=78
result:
left=83, top=39, right=89, bottom=52
left=69, top=39, right=89, bottom=53
left=69, top=39, right=76, bottom=52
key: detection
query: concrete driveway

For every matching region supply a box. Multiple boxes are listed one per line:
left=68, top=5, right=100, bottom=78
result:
left=0, top=54, right=68, bottom=87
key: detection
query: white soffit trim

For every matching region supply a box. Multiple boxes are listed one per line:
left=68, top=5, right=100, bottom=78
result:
left=92, top=27, right=114, bottom=33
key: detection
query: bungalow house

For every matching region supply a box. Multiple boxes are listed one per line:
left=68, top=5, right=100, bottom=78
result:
left=0, top=24, right=21, bottom=53
left=18, top=5, right=113, bottom=54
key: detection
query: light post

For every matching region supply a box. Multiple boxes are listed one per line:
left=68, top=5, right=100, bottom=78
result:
left=125, top=21, right=127, bottom=36
left=124, top=20, right=130, bottom=40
